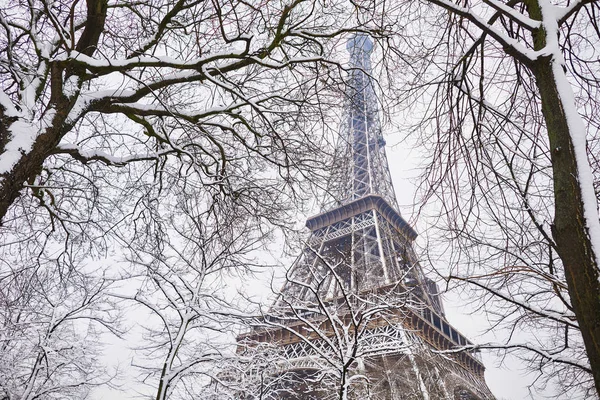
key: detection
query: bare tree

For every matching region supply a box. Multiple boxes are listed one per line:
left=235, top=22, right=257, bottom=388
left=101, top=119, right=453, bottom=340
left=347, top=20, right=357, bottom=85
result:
left=0, top=0, right=359, bottom=253
left=0, top=0, right=351, bottom=222
left=0, top=1, right=385, bottom=398
left=117, top=184, right=274, bottom=400
left=378, top=0, right=600, bottom=396
left=0, top=261, right=121, bottom=400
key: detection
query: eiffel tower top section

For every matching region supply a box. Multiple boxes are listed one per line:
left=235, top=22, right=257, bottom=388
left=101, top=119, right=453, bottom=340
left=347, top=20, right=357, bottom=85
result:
left=323, top=33, right=399, bottom=213
left=236, top=34, right=494, bottom=400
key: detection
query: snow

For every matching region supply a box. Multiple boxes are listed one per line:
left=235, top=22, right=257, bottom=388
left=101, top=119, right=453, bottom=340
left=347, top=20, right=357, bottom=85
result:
left=63, top=75, right=80, bottom=97
left=247, top=54, right=324, bottom=69
left=0, top=90, right=18, bottom=117
left=429, top=0, right=539, bottom=61
left=21, top=77, right=40, bottom=111
left=553, top=0, right=587, bottom=22
left=67, top=50, right=242, bottom=69
left=55, top=143, right=169, bottom=166
left=538, top=0, right=600, bottom=273
left=66, top=89, right=137, bottom=123
left=0, top=109, right=55, bottom=176
left=79, top=89, right=138, bottom=100
left=483, top=0, right=541, bottom=30
left=19, top=57, right=48, bottom=114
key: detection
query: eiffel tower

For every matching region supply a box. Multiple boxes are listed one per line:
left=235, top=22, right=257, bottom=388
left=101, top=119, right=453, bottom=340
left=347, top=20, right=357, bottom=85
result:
left=237, top=34, right=495, bottom=400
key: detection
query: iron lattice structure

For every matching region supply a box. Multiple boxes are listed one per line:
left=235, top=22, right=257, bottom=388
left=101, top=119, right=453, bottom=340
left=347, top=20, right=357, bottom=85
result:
left=237, top=35, right=495, bottom=400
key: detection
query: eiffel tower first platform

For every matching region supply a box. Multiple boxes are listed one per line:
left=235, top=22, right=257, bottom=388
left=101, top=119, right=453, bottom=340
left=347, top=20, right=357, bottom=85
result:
left=236, top=34, right=496, bottom=400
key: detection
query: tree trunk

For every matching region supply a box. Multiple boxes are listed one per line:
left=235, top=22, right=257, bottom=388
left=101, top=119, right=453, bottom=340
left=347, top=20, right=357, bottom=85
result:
left=533, top=54, right=600, bottom=395
left=0, top=0, right=107, bottom=224
left=0, top=113, right=66, bottom=224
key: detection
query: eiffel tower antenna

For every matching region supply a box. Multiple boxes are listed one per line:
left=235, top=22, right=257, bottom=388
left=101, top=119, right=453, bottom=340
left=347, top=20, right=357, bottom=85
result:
left=325, top=32, right=399, bottom=212
left=236, top=33, right=496, bottom=400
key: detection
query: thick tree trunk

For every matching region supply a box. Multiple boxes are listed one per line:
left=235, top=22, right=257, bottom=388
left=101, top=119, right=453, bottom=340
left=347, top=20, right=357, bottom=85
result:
left=0, top=114, right=65, bottom=224
left=0, top=64, right=76, bottom=224
left=533, top=55, right=600, bottom=395
left=0, top=0, right=108, bottom=224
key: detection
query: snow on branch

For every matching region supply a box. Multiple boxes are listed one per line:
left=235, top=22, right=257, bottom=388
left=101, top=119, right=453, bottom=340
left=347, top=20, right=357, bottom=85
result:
left=63, top=49, right=251, bottom=73
left=424, top=0, right=538, bottom=64
left=555, top=0, right=596, bottom=25
left=53, top=143, right=172, bottom=166
left=482, top=0, right=541, bottom=30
